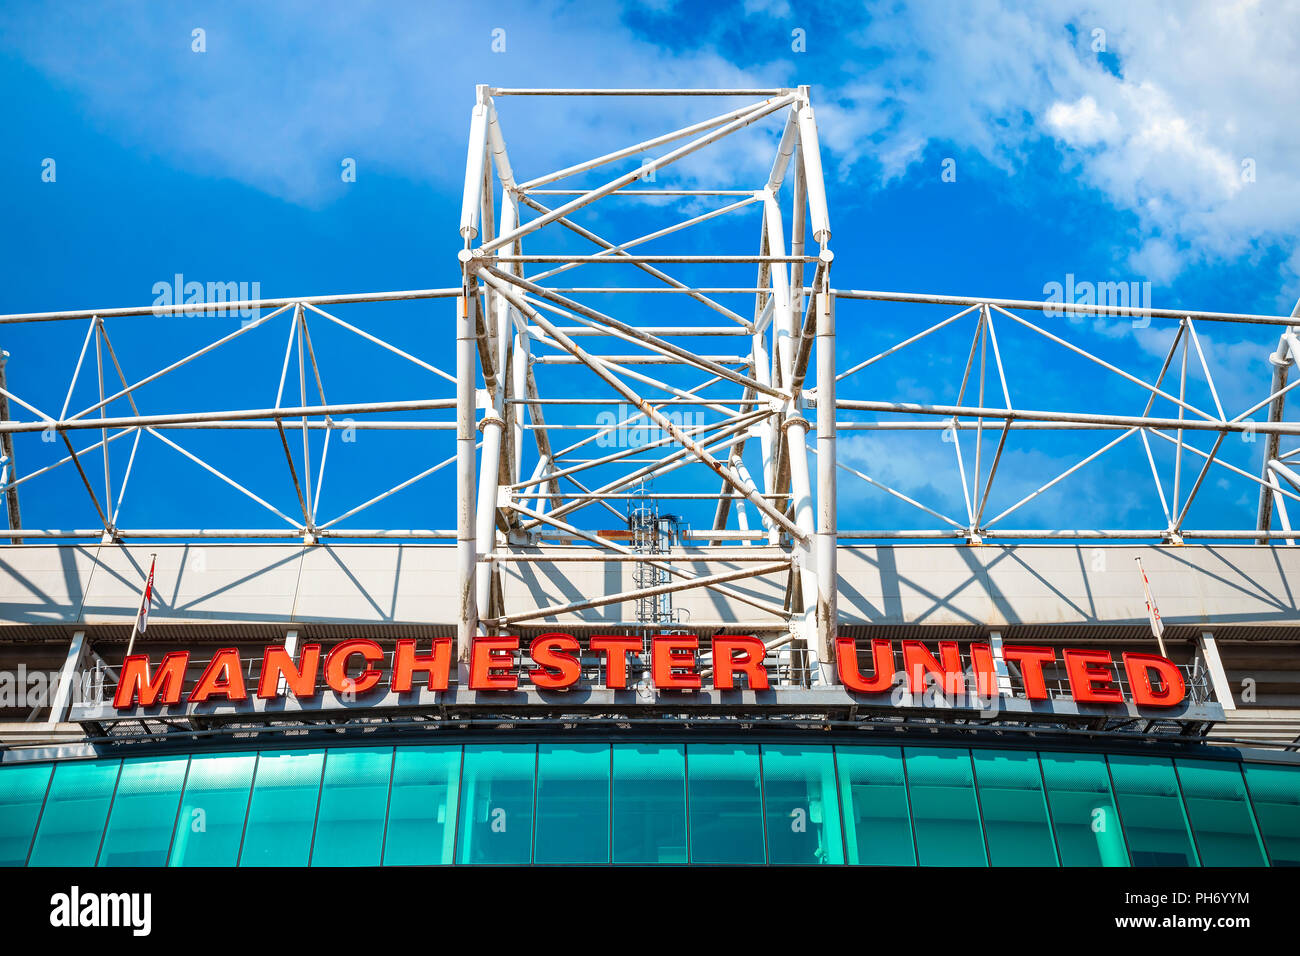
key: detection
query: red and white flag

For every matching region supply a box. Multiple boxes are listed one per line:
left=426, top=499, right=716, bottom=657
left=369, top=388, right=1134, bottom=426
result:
left=1136, top=557, right=1164, bottom=642
left=135, top=555, right=156, bottom=635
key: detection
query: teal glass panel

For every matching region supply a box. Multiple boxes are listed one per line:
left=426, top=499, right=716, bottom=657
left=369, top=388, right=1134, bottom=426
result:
left=535, top=744, right=609, bottom=864
left=1243, top=764, right=1300, bottom=866
left=904, top=748, right=986, bottom=866
left=1175, top=760, right=1267, bottom=866
left=1039, top=752, right=1128, bottom=866
left=686, top=743, right=764, bottom=864
left=973, top=750, right=1058, bottom=866
left=28, top=760, right=121, bottom=866
left=835, top=746, right=915, bottom=865
left=239, top=750, right=325, bottom=866
left=456, top=744, right=535, bottom=865
left=98, top=755, right=188, bottom=866
left=0, top=764, right=52, bottom=866
left=311, top=748, right=393, bottom=867
left=612, top=744, right=686, bottom=864
left=1108, top=755, right=1198, bottom=866
left=761, top=745, right=843, bottom=864
left=169, top=752, right=256, bottom=867
left=383, top=746, right=461, bottom=866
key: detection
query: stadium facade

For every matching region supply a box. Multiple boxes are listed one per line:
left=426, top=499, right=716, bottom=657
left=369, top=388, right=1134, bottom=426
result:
left=1, top=87, right=1298, bottom=867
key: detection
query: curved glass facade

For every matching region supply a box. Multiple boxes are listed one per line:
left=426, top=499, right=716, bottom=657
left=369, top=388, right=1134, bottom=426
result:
left=1, top=741, right=1295, bottom=866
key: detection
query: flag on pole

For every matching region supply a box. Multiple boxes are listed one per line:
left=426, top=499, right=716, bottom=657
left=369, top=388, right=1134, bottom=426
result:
left=136, top=555, right=156, bottom=635
left=126, top=554, right=157, bottom=658
left=1136, top=557, right=1167, bottom=656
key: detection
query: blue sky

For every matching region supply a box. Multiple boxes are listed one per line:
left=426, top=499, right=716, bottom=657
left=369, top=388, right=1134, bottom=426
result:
left=1, top=0, right=1298, bottom=541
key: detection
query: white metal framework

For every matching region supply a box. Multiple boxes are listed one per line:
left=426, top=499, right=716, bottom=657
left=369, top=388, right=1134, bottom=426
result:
left=2, top=86, right=1300, bottom=693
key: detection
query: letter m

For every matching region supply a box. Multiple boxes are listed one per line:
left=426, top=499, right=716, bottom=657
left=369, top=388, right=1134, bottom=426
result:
left=114, top=652, right=190, bottom=708
left=1097, top=281, right=1129, bottom=316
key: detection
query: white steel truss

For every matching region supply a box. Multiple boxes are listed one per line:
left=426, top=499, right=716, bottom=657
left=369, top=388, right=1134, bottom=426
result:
left=2, top=86, right=1300, bottom=691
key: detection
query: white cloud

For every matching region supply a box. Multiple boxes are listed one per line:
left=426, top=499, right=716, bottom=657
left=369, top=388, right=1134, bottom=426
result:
left=822, top=0, right=1300, bottom=295
left=1045, top=95, right=1119, bottom=145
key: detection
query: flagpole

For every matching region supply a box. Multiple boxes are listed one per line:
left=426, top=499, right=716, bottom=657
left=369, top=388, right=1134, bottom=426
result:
left=125, top=552, right=156, bottom=659
left=1135, top=557, right=1168, bottom=658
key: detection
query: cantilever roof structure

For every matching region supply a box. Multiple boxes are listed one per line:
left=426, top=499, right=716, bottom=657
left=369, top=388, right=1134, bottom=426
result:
left=1, top=86, right=1300, bottom=756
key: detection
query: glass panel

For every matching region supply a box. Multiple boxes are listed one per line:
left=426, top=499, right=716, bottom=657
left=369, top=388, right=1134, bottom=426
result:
left=1243, top=763, right=1300, bottom=866
left=687, top=743, right=764, bottom=864
left=239, top=750, right=324, bottom=867
left=28, top=760, right=121, bottom=866
left=0, top=764, right=52, bottom=866
left=904, top=748, right=986, bottom=866
left=535, top=744, right=609, bottom=864
left=383, top=746, right=461, bottom=866
left=98, top=756, right=188, bottom=866
left=761, top=745, right=843, bottom=864
left=612, top=744, right=686, bottom=865
left=1175, top=760, right=1267, bottom=867
left=169, top=752, right=256, bottom=867
left=835, top=746, right=914, bottom=865
left=1039, top=752, right=1128, bottom=866
left=311, top=748, right=393, bottom=867
left=972, top=750, right=1058, bottom=866
left=456, top=744, right=535, bottom=865
left=1108, top=755, right=1198, bottom=866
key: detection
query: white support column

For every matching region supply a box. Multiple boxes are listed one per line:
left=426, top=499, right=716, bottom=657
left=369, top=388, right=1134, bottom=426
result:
left=1197, top=630, right=1236, bottom=711
left=456, top=277, right=478, bottom=668
left=987, top=629, right=1014, bottom=698
left=814, top=287, right=837, bottom=684
left=48, top=629, right=88, bottom=723
left=785, top=414, right=819, bottom=683
left=277, top=629, right=298, bottom=697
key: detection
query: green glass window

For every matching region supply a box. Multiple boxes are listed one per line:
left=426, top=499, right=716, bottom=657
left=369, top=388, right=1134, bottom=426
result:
left=98, top=755, right=188, bottom=866
left=534, top=744, right=609, bottom=864
left=311, top=747, right=393, bottom=867
left=457, top=744, right=535, bottom=865
left=973, top=750, right=1058, bottom=866
left=0, top=764, right=52, bottom=866
left=1039, top=752, right=1128, bottom=866
left=239, top=750, right=325, bottom=867
left=1108, top=755, right=1198, bottom=866
left=761, top=745, right=843, bottom=865
left=28, top=760, right=121, bottom=866
left=169, top=752, right=256, bottom=867
left=612, top=743, right=687, bottom=865
left=904, top=748, right=986, bottom=866
left=835, top=746, right=915, bottom=865
left=1175, top=760, right=1267, bottom=866
left=687, top=743, right=765, bottom=864
left=383, top=746, right=460, bottom=866
left=1243, top=763, right=1300, bottom=866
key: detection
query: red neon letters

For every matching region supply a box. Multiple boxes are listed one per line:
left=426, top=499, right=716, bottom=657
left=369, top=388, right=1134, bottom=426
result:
left=112, top=635, right=1189, bottom=710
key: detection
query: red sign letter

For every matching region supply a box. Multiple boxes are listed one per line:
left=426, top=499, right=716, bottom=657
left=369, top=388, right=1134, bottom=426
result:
left=712, top=636, right=769, bottom=690
left=188, top=648, right=248, bottom=703
left=392, top=638, right=452, bottom=692
left=114, top=652, right=189, bottom=709
left=590, top=635, right=642, bottom=689
left=470, top=636, right=519, bottom=691
left=257, top=644, right=321, bottom=699
left=325, top=639, right=384, bottom=695
left=652, top=635, right=700, bottom=690
left=529, top=633, right=582, bottom=689
left=902, top=641, right=965, bottom=696
left=1123, top=652, right=1186, bottom=707
left=1064, top=648, right=1124, bottom=703
left=836, top=638, right=894, bottom=693
left=1003, top=646, right=1056, bottom=700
